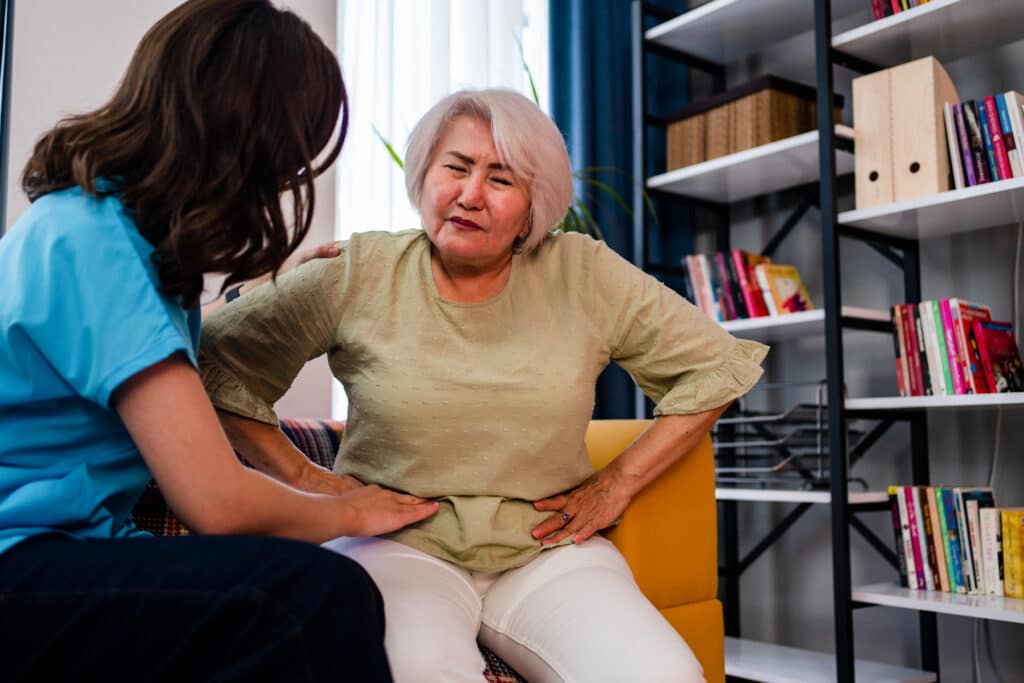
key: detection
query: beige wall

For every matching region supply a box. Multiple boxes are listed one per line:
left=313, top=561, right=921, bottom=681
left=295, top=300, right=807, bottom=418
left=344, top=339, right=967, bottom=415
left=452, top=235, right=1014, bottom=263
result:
left=5, top=0, right=337, bottom=419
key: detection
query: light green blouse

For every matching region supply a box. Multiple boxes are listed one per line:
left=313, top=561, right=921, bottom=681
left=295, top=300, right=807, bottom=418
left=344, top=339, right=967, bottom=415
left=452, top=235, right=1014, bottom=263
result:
left=199, top=230, right=768, bottom=571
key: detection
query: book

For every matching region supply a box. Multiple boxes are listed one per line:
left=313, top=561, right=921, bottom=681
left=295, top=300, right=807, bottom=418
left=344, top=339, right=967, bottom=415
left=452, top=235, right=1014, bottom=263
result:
left=935, top=488, right=961, bottom=593
left=1003, top=509, right=1024, bottom=599
left=720, top=252, right=749, bottom=319
left=925, top=485, right=946, bottom=593
left=905, top=486, right=928, bottom=589
left=943, top=102, right=965, bottom=190
left=975, top=320, right=1024, bottom=392
left=900, top=304, right=924, bottom=396
left=982, top=96, right=1013, bottom=180
left=756, top=264, right=812, bottom=314
left=899, top=486, right=923, bottom=589
left=979, top=506, right=1004, bottom=596
left=995, top=94, right=1022, bottom=178
left=953, top=488, right=977, bottom=593
left=976, top=99, right=1001, bottom=181
left=939, top=299, right=967, bottom=394
left=949, top=299, right=993, bottom=393
left=730, top=250, right=771, bottom=318
left=961, top=100, right=991, bottom=184
left=941, top=487, right=966, bottom=593
left=889, top=486, right=909, bottom=587
left=930, top=301, right=954, bottom=395
left=920, top=301, right=944, bottom=396
left=891, top=306, right=910, bottom=397
left=914, top=305, right=932, bottom=396
left=964, top=320, right=991, bottom=393
left=912, top=486, right=936, bottom=590
left=1005, top=92, right=1024, bottom=179
left=953, top=103, right=978, bottom=187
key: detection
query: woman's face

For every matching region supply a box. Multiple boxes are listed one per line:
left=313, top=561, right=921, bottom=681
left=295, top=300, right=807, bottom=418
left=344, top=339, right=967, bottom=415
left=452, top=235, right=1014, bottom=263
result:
left=420, top=116, right=531, bottom=270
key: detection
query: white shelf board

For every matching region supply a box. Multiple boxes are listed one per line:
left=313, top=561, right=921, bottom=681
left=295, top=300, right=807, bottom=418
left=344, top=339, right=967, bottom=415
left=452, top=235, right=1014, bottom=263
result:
left=846, top=393, right=1024, bottom=411
left=644, top=0, right=866, bottom=65
left=833, top=0, right=1024, bottom=68
left=647, top=126, right=854, bottom=203
left=721, top=306, right=888, bottom=343
left=725, top=637, right=935, bottom=683
left=854, top=583, right=1024, bottom=625
left=837, top=177, right=1024, bottom=239
left=716, top=488, right=889, bottom=504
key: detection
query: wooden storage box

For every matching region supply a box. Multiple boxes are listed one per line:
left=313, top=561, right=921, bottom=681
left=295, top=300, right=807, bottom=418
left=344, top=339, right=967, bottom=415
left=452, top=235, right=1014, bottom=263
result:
left=666, top=76, right=843, bottom=171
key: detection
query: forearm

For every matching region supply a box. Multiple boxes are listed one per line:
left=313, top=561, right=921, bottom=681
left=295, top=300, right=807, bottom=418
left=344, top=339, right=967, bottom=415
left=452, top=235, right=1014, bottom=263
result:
left=603, top=403, right=730, bottom=497
left=217, top=409, right=311, bottom=485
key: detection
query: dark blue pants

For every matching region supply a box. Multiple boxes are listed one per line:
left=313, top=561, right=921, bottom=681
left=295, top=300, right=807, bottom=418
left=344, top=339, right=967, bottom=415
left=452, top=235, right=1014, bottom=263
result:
left=0, top=534, right=393, bottom=682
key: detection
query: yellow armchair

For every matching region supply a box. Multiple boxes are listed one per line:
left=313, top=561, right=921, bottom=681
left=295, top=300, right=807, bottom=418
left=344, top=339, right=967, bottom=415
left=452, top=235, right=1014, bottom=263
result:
left=586, top=419, right=724, bottom=683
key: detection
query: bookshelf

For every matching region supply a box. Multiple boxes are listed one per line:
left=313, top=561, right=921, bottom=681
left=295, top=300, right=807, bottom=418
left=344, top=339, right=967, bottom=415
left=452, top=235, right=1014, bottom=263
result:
left=853, top=583, right=1024, bottom=625
left=720, top=306, right=887, bottom=343
left=646, top=125, right=854, bottom=203
left=633, top=1, right=1024, bottom=681
left=716, top=488, right=888, bottom=505
left=832, top=0, right=1024, bottom=68
left=724, top=637, right=936, bottom=683
left=837, top=177, right=1024, bottom=239
left=643, top=0, right=866, bottom=65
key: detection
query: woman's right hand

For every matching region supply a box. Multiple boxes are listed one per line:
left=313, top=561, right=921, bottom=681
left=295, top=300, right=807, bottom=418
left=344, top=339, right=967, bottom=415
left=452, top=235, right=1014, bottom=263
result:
left=293, top=461, right=365, bottom=496
left=339, top=485, right=439, bottom=537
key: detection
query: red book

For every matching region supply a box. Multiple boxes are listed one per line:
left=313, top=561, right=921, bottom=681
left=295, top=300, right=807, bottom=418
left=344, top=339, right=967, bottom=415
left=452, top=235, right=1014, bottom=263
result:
left=983, top=96, right=1014, bottom=181
left=904, top=487, right=926, bottom=589
left=940, top=299, right=967, bottom=394
left=976, top=321, right=1024, bottom=392
left=965, top=320, right=991, bottom=393
left=949, top=299, right=992, bottom=393
left=730, top=250, right=770, bottom=318
left=900, top=304, right=924, bottom=396
left=871, top=0, right=884, bottom=20
left=890, top=0, right=902, bottom=13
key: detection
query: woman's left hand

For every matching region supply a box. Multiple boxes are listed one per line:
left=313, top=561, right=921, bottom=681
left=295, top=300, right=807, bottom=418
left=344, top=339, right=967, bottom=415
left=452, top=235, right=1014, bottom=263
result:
left=531, top=469, right=632, bottom=545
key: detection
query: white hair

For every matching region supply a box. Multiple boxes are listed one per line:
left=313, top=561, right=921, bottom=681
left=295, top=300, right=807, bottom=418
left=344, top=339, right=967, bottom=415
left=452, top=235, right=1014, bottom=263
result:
left=404, top=88, right=574, bottom=254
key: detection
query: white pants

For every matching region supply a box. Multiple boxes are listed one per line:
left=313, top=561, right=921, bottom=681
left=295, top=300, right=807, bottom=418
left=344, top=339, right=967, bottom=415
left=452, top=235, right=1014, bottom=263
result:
left=322, top=535, right=705, bottom=683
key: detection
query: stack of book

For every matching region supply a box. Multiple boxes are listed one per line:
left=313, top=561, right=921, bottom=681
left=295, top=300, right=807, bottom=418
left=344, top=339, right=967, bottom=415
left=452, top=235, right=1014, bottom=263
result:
left=943, top=93, right=1024, bottom=189
left=888, top=486, right=1024, bottom=599
left=870, top=0, right=932, bottom=20
left=890, top=300, right=1024, bottom=396
left=680, top=251, right=813, bottom=322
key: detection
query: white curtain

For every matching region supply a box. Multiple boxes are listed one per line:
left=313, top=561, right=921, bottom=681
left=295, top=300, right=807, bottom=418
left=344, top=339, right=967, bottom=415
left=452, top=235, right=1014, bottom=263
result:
left=333, top=0, right=549, bottom=418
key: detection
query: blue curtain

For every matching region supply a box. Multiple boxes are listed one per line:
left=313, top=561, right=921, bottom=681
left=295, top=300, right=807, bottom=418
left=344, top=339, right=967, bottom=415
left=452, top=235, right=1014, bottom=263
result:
left=549, top=0, right=690, bottom=418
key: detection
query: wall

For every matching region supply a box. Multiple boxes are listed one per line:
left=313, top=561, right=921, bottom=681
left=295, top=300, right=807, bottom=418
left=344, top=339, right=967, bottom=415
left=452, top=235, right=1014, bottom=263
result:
left=681, top=3, right=1024, bottom=678
left=5, top=0, right=337, bottom=419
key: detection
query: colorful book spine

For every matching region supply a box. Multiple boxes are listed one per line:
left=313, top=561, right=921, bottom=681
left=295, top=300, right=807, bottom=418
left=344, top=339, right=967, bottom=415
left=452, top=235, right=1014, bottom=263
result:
left=983, top=95, right=1013, bottom=180
left=897, top=487, right=920, bottom=589
left=962, top=100, right=991, bottom=184
left=940, top=299, right=966, bottom=394
left=976, top=100, right=1002, bottom=181
left=979, top=507, right=1004, bottom=596
left=935, top=488, right=960, bottom=593
left=905, top=486, right=927, bottom=589
left=954, top=489, right=977, bottom=593
left=996, top=93, right=1022, bottom=178
left=942, top=488, right=966, bottom=593
left=966, top=498, right=986, bottom=594
left=923, top=486, right=949, bottom=592
left=953, top=104, right=978, bottom=187
left=930, top=301, right=954, bottom=395
left=889, top=486, right=909, bottom=587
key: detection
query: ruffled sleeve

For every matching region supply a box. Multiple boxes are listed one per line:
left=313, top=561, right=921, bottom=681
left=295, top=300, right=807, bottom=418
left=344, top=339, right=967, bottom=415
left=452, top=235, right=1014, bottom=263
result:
left=589, top=239, right=769, bottom=415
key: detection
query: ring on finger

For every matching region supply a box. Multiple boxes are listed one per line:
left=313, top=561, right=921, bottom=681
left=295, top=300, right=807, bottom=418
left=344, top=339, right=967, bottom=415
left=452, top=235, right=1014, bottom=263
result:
left=560, top=511, right=572, bottom=524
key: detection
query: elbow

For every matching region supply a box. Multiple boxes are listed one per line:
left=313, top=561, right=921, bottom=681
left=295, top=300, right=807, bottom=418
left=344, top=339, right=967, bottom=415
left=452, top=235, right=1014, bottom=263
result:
left=178, top=500, right=254, bottom=537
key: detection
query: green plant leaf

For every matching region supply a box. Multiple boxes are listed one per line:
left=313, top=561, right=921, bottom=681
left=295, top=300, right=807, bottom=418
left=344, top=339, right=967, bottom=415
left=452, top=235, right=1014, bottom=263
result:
left=573, top=198, right=604, bottom=240
left=514, top=35, right=541, bottom=107
left=574, top=167, right=661, bottom=229
left=575, top=176, right=633, bottom=218
left=372, top=125, right=404, bottom=169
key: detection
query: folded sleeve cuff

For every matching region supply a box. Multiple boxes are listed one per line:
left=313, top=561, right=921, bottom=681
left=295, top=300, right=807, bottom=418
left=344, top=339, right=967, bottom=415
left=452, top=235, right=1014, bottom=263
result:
left=199, top=360, right=280, bottom=427
left=653, top=338, right=769, bottom=416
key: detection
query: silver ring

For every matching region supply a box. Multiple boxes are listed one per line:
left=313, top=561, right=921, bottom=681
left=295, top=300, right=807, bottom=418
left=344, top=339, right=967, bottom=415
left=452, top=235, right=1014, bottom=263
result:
left=561, top=512, right=571, bottom=524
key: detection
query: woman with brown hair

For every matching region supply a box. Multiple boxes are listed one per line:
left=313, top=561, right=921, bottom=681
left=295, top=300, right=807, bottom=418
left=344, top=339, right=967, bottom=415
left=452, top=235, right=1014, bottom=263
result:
left=0, top=1, right=435, bottom=680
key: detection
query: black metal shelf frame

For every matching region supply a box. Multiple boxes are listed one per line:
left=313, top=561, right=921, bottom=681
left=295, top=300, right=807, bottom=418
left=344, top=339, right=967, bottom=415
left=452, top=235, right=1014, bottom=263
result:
left=630, top=1, right=938, bottom=681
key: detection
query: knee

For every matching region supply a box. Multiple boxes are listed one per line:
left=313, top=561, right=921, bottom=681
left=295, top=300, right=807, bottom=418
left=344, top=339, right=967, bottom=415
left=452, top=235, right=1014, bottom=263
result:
left=386, top=632, right=484, bottom=683
left=617, top=648, right=705, bottom=683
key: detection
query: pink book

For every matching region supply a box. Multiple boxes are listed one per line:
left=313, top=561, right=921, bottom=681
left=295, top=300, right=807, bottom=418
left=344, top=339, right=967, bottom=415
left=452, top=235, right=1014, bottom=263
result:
left=940, top=299, right=966, bottom=394
left=904, top=487, right=927, bottom=589
left=983, top=96, right=1014, bottom=181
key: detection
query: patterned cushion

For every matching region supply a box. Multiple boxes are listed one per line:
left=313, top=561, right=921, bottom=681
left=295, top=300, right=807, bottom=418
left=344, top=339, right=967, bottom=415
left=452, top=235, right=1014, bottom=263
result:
left=130, top=417, right=526, bottom=683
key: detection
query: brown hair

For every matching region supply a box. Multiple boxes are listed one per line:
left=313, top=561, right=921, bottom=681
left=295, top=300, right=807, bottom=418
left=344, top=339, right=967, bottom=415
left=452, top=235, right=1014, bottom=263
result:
left=21, top=0, right=347, bottom=307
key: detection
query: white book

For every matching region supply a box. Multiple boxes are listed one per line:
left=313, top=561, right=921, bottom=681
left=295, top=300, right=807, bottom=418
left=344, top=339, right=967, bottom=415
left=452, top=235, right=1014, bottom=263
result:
left=980, top=507, right=1005, bottom=596
left=897, top=487, right=919, bottom=589
left=753, top=264, right=779, bottom=316
left=944, top=102, right=966, bottom=189
left=912, top=486, right=935, bottom=590
left=1005, top=92, right=1024, bottom=177
left=920, top=301, right=946, bottom=397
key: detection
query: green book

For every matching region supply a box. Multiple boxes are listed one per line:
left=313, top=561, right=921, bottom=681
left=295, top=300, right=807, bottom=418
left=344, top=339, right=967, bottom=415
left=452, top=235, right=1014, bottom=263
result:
left=931, top=301, right=954, bottom=395
left=934, top=487, right=959, bottom=593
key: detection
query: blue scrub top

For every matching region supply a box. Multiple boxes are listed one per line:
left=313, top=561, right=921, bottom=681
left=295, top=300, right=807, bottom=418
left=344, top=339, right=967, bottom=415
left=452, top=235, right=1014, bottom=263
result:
left=0, top=185, right=201, bottom=556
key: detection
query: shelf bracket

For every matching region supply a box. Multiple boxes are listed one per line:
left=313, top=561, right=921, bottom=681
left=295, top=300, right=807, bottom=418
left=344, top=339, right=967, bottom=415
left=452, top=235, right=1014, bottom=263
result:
left=761, top=198, right=812, bottom=259
left=850, top=515, right=899, bottom=570
left=830, top=47, right=883, bottom=76
left=736, top=503, right=812, bottom=575
left=847, top=418, right=894, bottom=468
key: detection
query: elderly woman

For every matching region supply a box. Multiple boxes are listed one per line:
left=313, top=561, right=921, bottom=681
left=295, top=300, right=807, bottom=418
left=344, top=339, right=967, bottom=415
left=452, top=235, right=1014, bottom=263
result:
left=199, top=88, right=767, bottom=682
